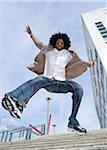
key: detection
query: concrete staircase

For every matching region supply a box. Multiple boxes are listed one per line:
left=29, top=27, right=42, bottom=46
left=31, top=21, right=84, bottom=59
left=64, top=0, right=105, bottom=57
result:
left=0, top=129, right=107, bottom=150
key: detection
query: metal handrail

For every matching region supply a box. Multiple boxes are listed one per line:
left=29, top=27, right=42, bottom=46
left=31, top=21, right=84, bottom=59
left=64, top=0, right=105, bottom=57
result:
left=0, top=124, right=46, bottom=143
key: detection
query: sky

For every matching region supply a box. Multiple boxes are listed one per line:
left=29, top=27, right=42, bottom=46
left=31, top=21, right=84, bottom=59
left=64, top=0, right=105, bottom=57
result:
left=0, top=0, right=106, bottom=135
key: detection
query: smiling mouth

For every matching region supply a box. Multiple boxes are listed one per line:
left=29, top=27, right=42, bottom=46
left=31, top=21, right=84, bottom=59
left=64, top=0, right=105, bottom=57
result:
left=58, top=46, right=62, bottom=48
left=57, top=47, right=63, bottom=50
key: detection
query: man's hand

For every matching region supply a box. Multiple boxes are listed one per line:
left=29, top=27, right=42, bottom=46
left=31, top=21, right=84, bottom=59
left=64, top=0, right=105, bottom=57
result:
left=25, top=25, right=32, bottom=35
left=90, top=60, right=96, bottom=67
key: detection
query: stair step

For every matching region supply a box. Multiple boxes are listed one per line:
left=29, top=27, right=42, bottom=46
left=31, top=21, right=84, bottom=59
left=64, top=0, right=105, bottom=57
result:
left=0, top=129, right=107, bottom=150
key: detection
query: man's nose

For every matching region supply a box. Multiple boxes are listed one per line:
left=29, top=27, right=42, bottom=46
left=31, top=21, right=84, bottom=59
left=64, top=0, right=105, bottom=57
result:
left=58, top=43, right=61, bottom=46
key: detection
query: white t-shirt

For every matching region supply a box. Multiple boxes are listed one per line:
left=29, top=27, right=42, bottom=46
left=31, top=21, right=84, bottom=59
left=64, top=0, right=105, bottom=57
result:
left=43, top=48, right=72, bottom=81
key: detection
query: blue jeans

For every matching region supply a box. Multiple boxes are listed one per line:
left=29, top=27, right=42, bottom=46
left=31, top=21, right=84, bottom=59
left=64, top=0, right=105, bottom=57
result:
left=6, top=76, right=83, bottom=126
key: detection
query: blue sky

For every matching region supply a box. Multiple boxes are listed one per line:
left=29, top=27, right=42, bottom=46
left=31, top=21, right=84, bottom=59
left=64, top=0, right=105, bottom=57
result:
left=0, top=1, right=106, bottom=134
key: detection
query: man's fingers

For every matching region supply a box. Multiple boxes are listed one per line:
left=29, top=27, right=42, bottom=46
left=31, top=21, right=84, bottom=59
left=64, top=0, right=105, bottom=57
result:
left=25, top=25, right=32, bottom=34
left=91, top=60, right=96, bottom=66
left=26, top=25, right=30, bottom=29
left=93, top=60, right=96, bottom=65
left=25, top=25, right=30, bottom=31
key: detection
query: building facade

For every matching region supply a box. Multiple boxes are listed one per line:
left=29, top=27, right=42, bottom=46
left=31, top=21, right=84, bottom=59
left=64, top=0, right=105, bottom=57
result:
left=81, top=8, right=107, bottom=128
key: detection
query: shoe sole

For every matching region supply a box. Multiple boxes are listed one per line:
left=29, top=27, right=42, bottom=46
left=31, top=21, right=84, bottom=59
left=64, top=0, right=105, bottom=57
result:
left=2, top=97, right=14, bottom=111
left=10, top=111, right=21, bottom=118
left=2, top=96, right=21, bottom=118
left=68, top=127, right=87, bottom=135
left=68, top=126, right=87, bottom=134
left=2, top=99, right=9, bottom=110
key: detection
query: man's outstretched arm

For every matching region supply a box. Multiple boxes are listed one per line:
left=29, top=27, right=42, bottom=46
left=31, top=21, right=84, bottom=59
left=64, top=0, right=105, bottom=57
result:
left=82, top=60, right=96, bottom=68
left=25, top=25, right=46, bottom=49
left=71, top=50, right=96, bottom=68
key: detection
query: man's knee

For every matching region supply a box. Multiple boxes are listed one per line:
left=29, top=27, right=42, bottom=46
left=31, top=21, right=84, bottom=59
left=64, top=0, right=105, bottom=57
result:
left=76, top=84, right=83, bottom=98
left=69, top=81, right=83, bottom=97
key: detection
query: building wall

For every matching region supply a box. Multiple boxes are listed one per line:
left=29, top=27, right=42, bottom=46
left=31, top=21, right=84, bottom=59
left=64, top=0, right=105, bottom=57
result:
left=81, top=8, right=107, bottom=128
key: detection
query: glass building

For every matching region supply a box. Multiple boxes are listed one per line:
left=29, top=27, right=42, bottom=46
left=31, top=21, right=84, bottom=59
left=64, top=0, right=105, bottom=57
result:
left=81, top=8, right=107, bottom=128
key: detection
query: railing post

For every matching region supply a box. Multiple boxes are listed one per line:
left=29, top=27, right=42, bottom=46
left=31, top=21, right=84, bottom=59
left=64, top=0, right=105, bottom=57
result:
left=25, top=129, right=29, bottom=140
left=22, top=130, right=25, bottom=138
left=1, top=132, right=5, bottom=142
left=41, top=124, right=46, bottom=135
left=9, top=132, right=13, bottom=142
left=28, top=128, right=32, bottom=139
left=4, top=131, right=8, bottom=142
left=19, top=130, right=22, bottom=138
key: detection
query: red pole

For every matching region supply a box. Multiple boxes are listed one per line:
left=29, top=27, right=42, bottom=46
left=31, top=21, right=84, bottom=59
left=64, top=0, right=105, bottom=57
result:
left=47, top=113, right=52, bottom=134
left=29, top=124, right=41, bottom=134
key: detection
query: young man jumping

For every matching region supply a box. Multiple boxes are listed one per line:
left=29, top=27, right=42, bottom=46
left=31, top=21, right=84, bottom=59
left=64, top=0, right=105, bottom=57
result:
left=1, top=26, right=95, bottom=133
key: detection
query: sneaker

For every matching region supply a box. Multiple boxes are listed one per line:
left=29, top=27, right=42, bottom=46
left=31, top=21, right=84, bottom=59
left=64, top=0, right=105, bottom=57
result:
left=1, top=95, right=23, bottom=119
left=68, top=122, right=87, bottom=133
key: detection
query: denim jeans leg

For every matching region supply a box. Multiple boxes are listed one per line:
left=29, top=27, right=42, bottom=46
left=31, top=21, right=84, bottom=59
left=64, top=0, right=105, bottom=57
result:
left=68, top=80, right=83, bottom=126
left=6, top=76, right=51, bottom=107
left=44, top=80, right=70, bottom=93
left=44, top=79, right=83, bottom=126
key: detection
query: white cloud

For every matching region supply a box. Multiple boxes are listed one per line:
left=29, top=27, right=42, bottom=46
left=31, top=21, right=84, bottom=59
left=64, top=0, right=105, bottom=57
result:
left=0, top=126, right=8, bottom=131
left=0, top=117, right=21, bottom=132
left=0, top=118, right=19, bottom=126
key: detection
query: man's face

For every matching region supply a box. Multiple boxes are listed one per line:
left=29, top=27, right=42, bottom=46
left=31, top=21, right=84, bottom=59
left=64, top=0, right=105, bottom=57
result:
left=55, top=39, right=64, bottom=50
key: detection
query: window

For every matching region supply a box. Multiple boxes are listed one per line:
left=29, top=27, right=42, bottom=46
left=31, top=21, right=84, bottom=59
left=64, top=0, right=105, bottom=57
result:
left=95, top=21, right=107, bottom=43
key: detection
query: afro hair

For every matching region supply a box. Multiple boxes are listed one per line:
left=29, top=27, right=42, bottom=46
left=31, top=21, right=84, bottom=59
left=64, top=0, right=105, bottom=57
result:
left=49, top=32, right=71, bottom=50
